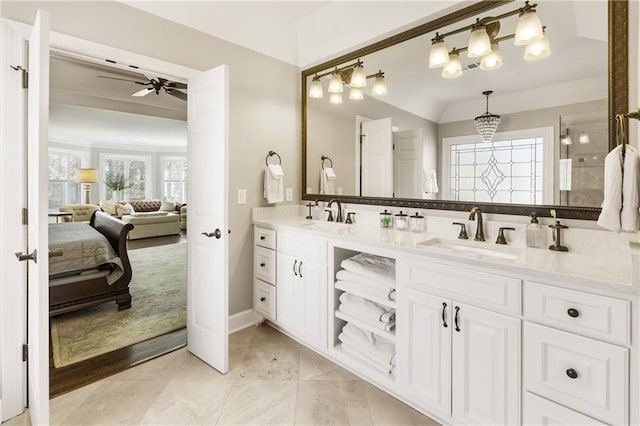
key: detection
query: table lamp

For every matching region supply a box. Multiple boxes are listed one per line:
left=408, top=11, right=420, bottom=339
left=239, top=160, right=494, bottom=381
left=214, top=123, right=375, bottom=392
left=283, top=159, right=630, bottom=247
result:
left=75, top=168, right=98, bottom=204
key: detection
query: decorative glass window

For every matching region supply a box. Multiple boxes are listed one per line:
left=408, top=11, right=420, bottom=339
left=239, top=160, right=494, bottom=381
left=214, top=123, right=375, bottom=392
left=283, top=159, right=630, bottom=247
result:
left=442, top=127, right=554, bottom=205
left=162, top=156, right=187, bottom=203
left=100, top=154, right=152, bottom=201
left=48, top=148, right=89, bottom=210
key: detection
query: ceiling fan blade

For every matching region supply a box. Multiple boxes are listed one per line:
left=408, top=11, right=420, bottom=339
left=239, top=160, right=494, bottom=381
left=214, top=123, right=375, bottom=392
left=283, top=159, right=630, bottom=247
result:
left=165, top=88, right=187, bottom=101
left=132, top=87, right=154, bottom=97
left=97, top=75, right=149, bottom=85
left=166, top=81, right=187, bottom=90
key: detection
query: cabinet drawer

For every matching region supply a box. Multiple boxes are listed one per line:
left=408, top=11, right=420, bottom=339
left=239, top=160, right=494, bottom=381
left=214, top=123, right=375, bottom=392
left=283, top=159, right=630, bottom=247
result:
left=254, top=279, right=276, bottom=320
left=254, top=227, right=276, bottom=249
left=525, top=281, right=630, bottom=345
left=523, top=393, right=605, bottom=426
left=398, top=257, right=521, bottom=315
left=524, top=323, right=628, bottom=425
left=277, top=231, right=327, bottom=263
left=254, top=246, right=276, bottom=284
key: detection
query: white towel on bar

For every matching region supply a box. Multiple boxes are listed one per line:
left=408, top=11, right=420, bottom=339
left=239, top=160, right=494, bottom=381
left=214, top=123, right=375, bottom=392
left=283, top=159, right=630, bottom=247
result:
left=339, top=292, right=395, bottom=324
left=422, top=169, right=439, bottom=194
left=598, top=145, right=640, bottom=232
left=320, top=168, right=336, bottom=195
left=335, top=280, right=396, bottom=303
left=263, top=165, right=284, bottom=204
left=335, top=269, right=394, bottom=293
left=340, top=253, right=395, bottom=288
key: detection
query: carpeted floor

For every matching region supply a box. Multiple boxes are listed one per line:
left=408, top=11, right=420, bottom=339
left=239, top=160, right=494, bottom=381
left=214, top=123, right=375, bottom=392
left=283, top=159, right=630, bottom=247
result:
left=50, top=243, right=187, bottom=368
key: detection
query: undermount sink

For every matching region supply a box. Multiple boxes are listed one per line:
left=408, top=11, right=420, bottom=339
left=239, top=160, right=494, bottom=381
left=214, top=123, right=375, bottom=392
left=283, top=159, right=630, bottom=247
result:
left=298, top=221, right=352, bottom=232
left=418, top=237, right=523, bottom=261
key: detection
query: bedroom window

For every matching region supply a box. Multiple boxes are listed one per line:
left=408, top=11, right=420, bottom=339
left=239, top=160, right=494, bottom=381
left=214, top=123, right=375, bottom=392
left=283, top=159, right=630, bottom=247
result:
left=48, top=148, right=89, bottom=210
left=100, top=154, right=152, bottom=201
left=162, top=156, right=187, bottom=203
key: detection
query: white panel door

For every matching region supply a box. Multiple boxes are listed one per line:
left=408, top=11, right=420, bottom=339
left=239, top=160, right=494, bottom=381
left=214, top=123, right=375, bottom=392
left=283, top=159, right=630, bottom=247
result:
left=393, top=128, right=423, bottom=199
left=298, top=259, right=327, bottom=350
left=276, top=252, right=299, bottom=332
left=397, top=288, right=451, bottom=418
left=452, top=302, right=520, bottom=426
left=0, top=18, right=28, bottom=423
left=187, top=65, right=229, bottom=373
left=26, top=10, right=51, bottom=426
left=361, top=118, right=393, bottom=197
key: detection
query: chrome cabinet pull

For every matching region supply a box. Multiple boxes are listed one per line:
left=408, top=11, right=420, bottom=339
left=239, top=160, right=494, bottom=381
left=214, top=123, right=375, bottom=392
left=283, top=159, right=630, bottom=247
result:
left=298, top=261, right=303, bottom=278
left=293, top=259, right=298, bottom=276
left=454, top=306, right=461, bottom=332
left=441, top=302, right=448, bottom=328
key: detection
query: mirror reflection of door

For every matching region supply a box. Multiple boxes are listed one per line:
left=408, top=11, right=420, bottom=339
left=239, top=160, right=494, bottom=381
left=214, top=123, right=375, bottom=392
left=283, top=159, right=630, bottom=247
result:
left=361, top=118, right=393, bottom=197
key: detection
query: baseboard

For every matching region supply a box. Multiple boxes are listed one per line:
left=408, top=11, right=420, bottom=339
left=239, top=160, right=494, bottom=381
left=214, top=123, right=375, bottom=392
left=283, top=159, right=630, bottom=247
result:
left=228, top=309, right=256, bottom=334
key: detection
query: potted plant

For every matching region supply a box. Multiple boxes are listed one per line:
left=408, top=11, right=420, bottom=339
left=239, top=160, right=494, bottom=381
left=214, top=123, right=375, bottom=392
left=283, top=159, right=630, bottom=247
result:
left=104, top=171, right=131, bottom=201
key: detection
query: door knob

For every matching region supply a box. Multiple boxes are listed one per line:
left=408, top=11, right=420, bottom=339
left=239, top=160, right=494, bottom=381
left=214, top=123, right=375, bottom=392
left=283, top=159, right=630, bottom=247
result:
left=49, top=248, right=64, bottom=258
left=201, top=229, right=222, bottom=239
left=15, top=249, right=37, bottom=263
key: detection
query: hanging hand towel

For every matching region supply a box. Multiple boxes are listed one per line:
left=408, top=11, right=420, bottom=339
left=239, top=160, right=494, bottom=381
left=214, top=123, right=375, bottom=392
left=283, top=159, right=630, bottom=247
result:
left=263, top=165, right=284, bottom=204
left=422, top=169, right=439, bottom=194
left=598, top=145, right=640, bottom=232
left=320, top=168, right=336, bottom=195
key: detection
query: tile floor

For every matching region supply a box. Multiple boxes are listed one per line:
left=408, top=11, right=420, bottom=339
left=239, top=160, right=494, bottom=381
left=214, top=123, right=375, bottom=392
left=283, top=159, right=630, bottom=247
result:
left=4, top=325, right=440, bottom=426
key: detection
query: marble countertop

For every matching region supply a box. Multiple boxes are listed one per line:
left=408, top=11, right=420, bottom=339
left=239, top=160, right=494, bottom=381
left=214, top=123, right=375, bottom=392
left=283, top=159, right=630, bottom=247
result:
left=253, top=215, right=637, bottom=296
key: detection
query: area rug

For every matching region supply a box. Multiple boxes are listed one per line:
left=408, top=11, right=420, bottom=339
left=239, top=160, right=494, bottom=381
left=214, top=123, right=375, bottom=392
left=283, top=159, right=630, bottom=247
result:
left=50, top=243, right=187, bottom=368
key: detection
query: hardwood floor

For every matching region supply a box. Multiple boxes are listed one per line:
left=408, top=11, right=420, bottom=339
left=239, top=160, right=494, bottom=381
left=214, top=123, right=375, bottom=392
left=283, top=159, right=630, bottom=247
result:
left=50, top=233, right=188, bottom=398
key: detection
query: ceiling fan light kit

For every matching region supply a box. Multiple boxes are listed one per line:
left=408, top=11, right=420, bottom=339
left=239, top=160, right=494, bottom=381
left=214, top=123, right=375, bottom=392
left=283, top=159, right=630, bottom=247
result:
left=97, top=75, right=188, bottom=101
left=428, top=1, right=549, bottom=78
left=307, top=59, right=387, bottom=104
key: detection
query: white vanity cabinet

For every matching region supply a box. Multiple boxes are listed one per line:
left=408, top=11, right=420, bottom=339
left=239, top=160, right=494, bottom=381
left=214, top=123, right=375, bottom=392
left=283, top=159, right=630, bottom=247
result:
left=275, top=231, right=328, bottom=350
left=397, top=257, right=521, bottom=426
left=253, top=227, right=277, bottom=320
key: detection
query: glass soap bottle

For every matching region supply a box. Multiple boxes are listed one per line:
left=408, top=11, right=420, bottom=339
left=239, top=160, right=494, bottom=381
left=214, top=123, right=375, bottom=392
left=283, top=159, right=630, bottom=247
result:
left=409, top=212, right=426, bottom=233
left=395, top=211, right=409, bottom=230
left=380, top=209, right=393, bottom=228
left=526, top=212, right=547, bottom=248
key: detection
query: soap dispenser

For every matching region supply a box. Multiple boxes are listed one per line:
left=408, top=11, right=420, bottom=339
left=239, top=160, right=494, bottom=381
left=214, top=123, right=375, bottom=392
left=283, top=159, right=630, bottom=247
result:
left=526, top=212, right=547, bottom=248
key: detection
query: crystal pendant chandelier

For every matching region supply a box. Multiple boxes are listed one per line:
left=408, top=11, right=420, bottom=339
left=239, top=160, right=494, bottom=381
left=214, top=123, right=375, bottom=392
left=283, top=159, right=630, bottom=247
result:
left=474, top=91, right=501, bottom=143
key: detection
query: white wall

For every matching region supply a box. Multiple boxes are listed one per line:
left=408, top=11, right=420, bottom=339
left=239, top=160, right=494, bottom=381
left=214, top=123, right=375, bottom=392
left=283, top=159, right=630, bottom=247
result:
left=2, top=0, right=300, bottom=315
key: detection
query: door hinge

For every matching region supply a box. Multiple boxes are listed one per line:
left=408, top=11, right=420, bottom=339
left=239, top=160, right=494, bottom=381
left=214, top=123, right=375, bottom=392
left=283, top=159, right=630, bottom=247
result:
left=22, top=344, right=28, bottom=362
left=9, top=65, right=28, bottom=89
left=22, top=207, right=28, bottom=225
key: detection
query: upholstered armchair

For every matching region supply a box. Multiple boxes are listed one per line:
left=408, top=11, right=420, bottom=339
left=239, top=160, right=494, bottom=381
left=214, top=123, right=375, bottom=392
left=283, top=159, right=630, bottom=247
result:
left=59, top=204, right=101, bottom=222
left=180, top=205, right=187, bottom=230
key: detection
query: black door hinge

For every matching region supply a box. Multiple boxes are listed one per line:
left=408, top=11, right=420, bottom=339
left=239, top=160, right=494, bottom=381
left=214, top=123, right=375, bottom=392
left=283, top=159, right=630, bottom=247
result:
left=22, top=208, right=28, bottom=225
left=9, top=65, right=28, bottom=89
left=22, top=344, right=28, bottom=362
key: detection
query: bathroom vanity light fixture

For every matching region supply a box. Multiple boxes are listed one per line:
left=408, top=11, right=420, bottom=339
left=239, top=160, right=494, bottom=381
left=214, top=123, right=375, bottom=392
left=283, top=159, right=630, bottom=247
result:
left=308, top=59, right=387, bottom=103
left=560, top=128, right=573, bottom=145
left=579, top=132, right=590, bottom=144
left=428, top=1, right=549, bottom=78
left=474, top=91, right=501, bottom=143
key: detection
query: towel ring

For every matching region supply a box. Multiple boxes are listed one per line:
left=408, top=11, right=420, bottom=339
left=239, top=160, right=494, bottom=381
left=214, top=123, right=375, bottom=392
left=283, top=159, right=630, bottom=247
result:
left=616, top=113, right=627, bottom=157
left=321, top=155, right=333, bottom=169
left=265, top=150, right=281, bottom=167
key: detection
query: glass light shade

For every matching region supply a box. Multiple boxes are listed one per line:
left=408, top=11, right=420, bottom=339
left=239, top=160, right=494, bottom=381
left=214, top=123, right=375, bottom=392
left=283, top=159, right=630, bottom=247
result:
left=442, top=52, right=462, bottom=79
left=350, top=64, right=367, bottom=88
left=308, top=79, right=323, bottom=98
left=579, top=133, right=590, bottom=144
left=560, top=134, right=573, bottom=145
left=329, top=92, right=343, bottom=104
left=467, top=26, right=492, bottom=58
left=349, top=87, right=364, bottom=101
left=327, top=73, right=343, bottom=93
left=479, top=43, right=503, bottom=70
left=372, top=75, right=387, bottom=96
left=428, top=39, right=449, bottom=68
left=514, top=10, right=544, bottom=46
left=75, top=168, right=98, bottom=183
left=524, top=34, right=551, bottom=61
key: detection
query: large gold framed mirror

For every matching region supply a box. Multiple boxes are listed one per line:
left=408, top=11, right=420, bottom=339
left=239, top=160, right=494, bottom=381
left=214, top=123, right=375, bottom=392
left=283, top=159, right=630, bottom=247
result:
left=301, top=0, right=628, bottom=220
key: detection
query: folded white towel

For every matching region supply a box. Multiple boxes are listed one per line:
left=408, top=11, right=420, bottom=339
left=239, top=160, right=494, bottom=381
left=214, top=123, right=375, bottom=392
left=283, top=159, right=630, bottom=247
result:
left=336, top=269, right=394, bottom=292
left=263, top=166, right=284, bottom=204
left=339, top=292, right=395, bottom=324
left=335, top=280, right=396, bottom=303
left=423, top=169, right=439, bottom=194
left=340, top=253, right=395, bottom=288
left=338, top=303, right=395, bottom=332
left=342, top=322, right=376, bottom=346
left=340, top=342, right=393, bottom=375
left=320, top=168, right=336, bottom=195
left=338, top=328, right=395, bottom=368
left=598, top=145, right=640, bottom=232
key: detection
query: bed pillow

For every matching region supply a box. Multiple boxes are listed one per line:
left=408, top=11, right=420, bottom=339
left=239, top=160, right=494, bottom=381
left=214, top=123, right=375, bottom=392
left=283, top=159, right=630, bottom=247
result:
left=159, top=199, right=176, bottom=212
left=100, top=198, right=117, bottom=215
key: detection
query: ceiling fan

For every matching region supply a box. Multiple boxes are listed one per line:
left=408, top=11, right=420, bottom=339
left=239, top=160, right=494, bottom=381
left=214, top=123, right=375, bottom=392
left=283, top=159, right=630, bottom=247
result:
left=97, top=75, right=188, bottom=101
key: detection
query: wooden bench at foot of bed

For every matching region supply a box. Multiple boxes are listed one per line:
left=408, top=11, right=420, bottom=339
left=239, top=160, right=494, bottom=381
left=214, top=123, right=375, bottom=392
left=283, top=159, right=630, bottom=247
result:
left=49, top=212, right=134, bottom=316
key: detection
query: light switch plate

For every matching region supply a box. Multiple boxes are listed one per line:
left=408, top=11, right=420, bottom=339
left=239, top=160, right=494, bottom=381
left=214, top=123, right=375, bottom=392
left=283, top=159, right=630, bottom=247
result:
left=286, top=187, right=293, bottom=201
left=237, top=189, right=247, bottom=205
left=337, top=187, right=343, bottom=195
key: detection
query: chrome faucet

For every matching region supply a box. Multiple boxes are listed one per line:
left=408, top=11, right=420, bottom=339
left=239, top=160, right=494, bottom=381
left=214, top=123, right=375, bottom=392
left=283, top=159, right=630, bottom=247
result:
left=327, top=199, right=343, bottom=222
left=468, top=207, right=485, bottom=241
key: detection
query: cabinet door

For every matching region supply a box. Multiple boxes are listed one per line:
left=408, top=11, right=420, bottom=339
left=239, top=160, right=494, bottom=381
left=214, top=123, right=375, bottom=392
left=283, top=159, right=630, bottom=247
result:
left=452, top=302, right=520, bottom=426
left=397, top=287, right=451, bottom=418
left=298, top=259, right=327, bottom=350
left=276, top=252, right=299, bottom=333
